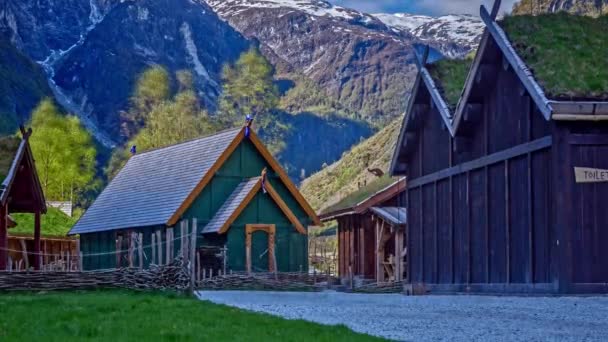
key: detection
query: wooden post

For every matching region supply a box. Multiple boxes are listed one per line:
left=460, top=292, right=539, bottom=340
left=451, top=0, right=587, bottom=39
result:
left=196, top=251, right=201, bottom=282
left=156, top=230, right=162, bottom=265
left=189, top=218, right=197, bottom=294
left=33, top=211, right=41, bottom=270
left=223, top=246, right=228, bottom=275
left=138, top=233, right=143, bottom=269
left=116, top=234, right=123, bottom=268
left=180, top=221, right=185, bottom=259
left=0, top=204, right=7, bottom=270
left=79, top=252, right=83, bottom=271
left=151, top=233, right=156, bottom=265
left=166, top=228, right=172, bottom=264
left=19, top=239, right=29, bottom=270
left=128, top=232, right=135, bottom=268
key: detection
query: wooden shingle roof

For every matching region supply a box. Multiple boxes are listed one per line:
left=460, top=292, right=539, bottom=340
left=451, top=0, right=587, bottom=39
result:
left=70, top=127, right=320, bottom=235
left=70, top=129, right=242, bottom=235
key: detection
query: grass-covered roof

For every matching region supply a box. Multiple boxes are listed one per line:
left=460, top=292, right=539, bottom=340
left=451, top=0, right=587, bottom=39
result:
left=501, top=13, right=608, bottom=100
left=321, top=176, right=396, bottom=215
left=0, top=136, right=20, bottom=184
left=427, top=56, right=473, bottom=111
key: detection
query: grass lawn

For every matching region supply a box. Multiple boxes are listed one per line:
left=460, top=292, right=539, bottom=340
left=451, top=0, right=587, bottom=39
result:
left=10, top=207, right=78, bottom=237
left=0, top=291, right=384, bottom=341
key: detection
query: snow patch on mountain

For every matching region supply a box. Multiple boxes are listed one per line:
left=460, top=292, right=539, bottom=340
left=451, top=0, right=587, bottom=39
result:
left=374, top=13, right=484, bottom=57
left=205, top=0, right=371, bottom=21
left=373, top=13, right=434, bottom=32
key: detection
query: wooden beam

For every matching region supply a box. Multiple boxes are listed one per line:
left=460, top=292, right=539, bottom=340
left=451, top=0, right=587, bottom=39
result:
left=33, top=211, right=41, bottom=270
left=409, top=136, right=552, bottom=189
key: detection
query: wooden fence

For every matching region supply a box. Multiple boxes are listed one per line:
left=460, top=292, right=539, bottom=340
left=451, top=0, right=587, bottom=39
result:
left=6, top=235, right=79, bottom=272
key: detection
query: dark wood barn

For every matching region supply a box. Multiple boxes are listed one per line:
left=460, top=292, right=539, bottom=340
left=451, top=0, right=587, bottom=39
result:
left=320, top=178, right=406, bottom=284
left=70, top=127, right=320, bottom=273
left=0, top=127, right=47, bottom=270
left=390, top=2, right=608, bottom=294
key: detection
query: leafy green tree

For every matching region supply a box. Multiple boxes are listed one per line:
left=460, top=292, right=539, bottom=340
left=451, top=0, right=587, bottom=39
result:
left=120, top=66, right=171, bottom=138
left=28, top=99, right=97, bottom=202
left=219, top=48, right=279, bottom=126
left=107, top=70, right=218, bottom=179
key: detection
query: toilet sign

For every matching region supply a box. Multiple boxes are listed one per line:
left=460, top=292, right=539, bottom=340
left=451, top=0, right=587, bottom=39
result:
left=574, top=167, right=608, bottom=183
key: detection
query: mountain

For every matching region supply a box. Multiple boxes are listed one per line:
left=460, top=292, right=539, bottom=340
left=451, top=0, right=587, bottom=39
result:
left=1, top=0, right=250, bottom=146
left=512, top=0, right=608, bottom=16
left=0, top=36, right=51, bottom=135
left=205, top=0, right=416, bottom=124
left=300, top=117, right=401, bottom=212
left=374, top=13, right=485, bottom=58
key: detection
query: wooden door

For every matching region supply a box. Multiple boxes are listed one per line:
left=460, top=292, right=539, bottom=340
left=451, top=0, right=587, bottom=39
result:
left=246, top=224, right=276, bottom=273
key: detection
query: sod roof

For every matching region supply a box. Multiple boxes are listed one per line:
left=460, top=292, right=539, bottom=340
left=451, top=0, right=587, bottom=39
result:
left=321, top=176, right=397, bottom=215
left=500, top=13, right=608, bottom=101
left=0, top=136, right=21, bottom=185
left=427, top=57, right=473, bottom=111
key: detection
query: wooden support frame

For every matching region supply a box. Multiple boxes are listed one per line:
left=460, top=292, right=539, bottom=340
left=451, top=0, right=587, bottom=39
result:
left=245, top=224, right=276, bottom=274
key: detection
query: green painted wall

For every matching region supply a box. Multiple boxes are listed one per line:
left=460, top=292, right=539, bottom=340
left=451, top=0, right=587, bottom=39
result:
left=80, top=139, right=310, bottom=272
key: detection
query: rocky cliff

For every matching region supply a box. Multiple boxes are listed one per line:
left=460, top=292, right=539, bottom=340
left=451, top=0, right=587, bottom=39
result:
left=512, top=0, right=608, bottom=16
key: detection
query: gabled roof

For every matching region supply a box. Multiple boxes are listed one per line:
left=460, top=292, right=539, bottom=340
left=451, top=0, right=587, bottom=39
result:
left=320, top=178, right=406, bottom=221
left=203, top=177, right=261, bottom=234
left=70, top=127, right=319, bottom=235
left=0, top=127, right=46, bottom=212
left=390, top=0, right=608, bottom=176
left=203, top=177, right=307, bottom=235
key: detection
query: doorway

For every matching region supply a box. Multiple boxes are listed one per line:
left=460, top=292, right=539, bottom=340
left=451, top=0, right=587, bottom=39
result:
left=245, top=224, right=276, bottom=273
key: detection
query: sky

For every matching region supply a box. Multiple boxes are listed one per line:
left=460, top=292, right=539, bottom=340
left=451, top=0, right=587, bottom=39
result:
left=329, top=0, right=520, bottom=16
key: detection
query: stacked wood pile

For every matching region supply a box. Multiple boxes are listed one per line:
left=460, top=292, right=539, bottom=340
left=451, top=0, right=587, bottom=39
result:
left=0, top=259, right=190, bottom=292
left=353, top=281, right=404, bottom=294
left=199, top=272, right=335, bottom=291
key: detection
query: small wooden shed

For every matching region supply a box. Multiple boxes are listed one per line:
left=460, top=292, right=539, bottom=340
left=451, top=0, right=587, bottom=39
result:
left=0, top=127, right=47, bottom=270
left=320, top=178, right=406, bottom=284
left=70, top=127, right=320, bottom=273
left=390, top=1, right=608, bottom=294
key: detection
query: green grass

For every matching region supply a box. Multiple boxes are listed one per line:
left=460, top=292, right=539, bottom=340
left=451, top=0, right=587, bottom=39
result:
left=427, top=56, right=472, bottom=110
left=10, top=207, right=77, bottom=237
left=322, top=176, right=396, bottom=215
left=301, top=118, right=400, bottom=212
left=0, top=291, right=384, bottom=341
left=501, top=13, right=608, bottom=100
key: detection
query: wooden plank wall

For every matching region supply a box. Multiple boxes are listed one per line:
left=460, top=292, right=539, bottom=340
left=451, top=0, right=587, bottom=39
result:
left=337, top=214, right=376, bottom=280
left=560, top=122, right=608, bottom=290
left=404, top=65, right=556, bottom=291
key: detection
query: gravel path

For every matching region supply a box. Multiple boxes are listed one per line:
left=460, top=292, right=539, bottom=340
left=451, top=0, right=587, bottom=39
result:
left=197, top=291, right=608, bottom=341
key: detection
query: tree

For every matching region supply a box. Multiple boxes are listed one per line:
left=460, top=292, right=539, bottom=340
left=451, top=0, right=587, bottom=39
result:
left=28, top=99, right=97, bottom=202
left=120, top=66, right=171, bottom=138
left=107, top=70, right=219, bottom=179
left=219, top=48, right=279, bottom=127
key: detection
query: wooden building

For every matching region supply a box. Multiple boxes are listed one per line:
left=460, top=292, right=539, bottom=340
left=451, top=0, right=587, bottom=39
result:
left=70, top=127, right=320, bottom=273
left=320, top=178, right=406, bottom=284
left=390, top=1, right=608, bottom=294
left=0, top=127, right=47, bottom=270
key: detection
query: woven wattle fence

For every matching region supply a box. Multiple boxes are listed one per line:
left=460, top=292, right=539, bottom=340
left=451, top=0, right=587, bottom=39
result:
left=0, top=259, right=190, bottom=292
left=198, top=272, right=336, bottom=291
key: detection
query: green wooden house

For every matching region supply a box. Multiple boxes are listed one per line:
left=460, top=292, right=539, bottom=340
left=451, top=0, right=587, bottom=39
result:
left=69, top=127, right=320, bottom=272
